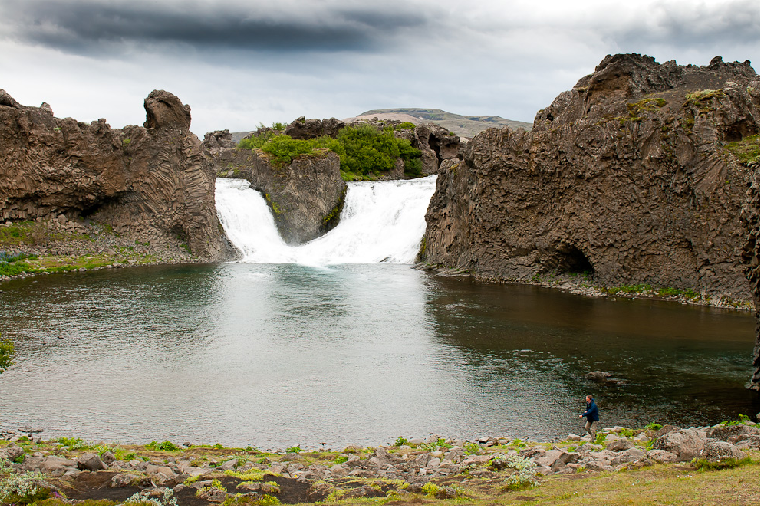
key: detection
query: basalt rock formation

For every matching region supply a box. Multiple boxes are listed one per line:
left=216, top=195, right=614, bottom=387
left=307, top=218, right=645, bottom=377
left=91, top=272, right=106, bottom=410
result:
left=0, top=89, right=233, bottom=260
left=425, top=54, right=760, bottom=299
left=423, top=53, right=760, bottom=388
left=205, top=137, right=346, bottom=245
left=741, top=153, right=760, bottom=391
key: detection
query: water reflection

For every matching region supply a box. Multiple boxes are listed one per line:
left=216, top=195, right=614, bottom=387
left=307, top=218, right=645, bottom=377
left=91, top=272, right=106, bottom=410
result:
left=0, top=264, right=756, bottom=448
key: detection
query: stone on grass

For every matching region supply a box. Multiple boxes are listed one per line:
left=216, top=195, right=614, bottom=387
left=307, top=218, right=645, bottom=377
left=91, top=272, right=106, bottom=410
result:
left=606, top=439, right=633, bottom=452
left=611, top=447, right=646, bottom=466
left=701, top=441, right=747, bottom=461
left=646, top=450, right=678, bottom=463
left=653, top=429, right=705, bottom=461
left=77, top=453, right=106, bottom=471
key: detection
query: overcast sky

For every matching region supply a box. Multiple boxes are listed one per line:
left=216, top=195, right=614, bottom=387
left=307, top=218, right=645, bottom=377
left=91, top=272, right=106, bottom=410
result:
left=1, top=0, right=759, bottom=136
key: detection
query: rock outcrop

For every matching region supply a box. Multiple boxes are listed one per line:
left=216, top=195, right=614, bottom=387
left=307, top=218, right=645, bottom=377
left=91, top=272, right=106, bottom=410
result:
left=208, top=145, right=346, bottom=245
left=284, top=117, right=346, bottom=140
left=0, top=89, right=232, bottom=261
left=424, top=54, right=760, bottom=305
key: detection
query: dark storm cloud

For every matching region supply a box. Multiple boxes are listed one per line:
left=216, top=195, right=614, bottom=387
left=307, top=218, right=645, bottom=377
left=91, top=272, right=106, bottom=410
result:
left=0, top=0, right=431, bottom=55
left=609, top=0, right=760, bottom=52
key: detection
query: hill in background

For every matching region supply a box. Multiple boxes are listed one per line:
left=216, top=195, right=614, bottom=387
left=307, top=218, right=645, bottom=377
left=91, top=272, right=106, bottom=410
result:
left=353, top=108, right=532, bottom=138
left=229, top=108, right=532, bottom=144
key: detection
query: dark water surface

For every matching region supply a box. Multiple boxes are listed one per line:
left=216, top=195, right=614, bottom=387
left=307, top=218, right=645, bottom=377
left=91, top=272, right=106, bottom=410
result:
left=1, top=263, right=757, bottom=449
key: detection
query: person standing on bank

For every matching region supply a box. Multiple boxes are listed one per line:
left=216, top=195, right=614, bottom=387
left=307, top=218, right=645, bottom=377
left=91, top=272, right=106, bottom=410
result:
left=580, top=395, right=599, bottom=440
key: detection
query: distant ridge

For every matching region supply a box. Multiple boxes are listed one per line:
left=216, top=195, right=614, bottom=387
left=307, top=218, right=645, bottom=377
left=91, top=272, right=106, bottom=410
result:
left=354, top=108, right=532, bottom=138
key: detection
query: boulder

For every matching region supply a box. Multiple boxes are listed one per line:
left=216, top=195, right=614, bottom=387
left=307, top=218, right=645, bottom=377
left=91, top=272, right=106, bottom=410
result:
left=701, top=440, right=747, bottom=461
left=607, top=439, right=634, bottom=452
left=611, top=447, right=647, bottom=466
left=706, top=424, right=760, bottom=441
left=4, top=445, right=24, bottom=461
left=110, top=473, right=136, bottom=487
left=40, top=456, right=77, bottom=475
left=646, top=449, right=679, bottom=463
left=100, top=451, right=116, bottom=466
left=77, top=453, right=106, bottom=471
left=653, top=429, right=705, bottom=461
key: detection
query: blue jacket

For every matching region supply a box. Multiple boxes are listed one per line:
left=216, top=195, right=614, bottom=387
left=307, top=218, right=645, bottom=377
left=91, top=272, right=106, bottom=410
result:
left=582, top=400, right=599, bottom=422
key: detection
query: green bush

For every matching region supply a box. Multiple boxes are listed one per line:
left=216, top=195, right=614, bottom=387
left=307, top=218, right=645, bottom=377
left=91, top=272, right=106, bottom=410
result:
left=239, top=123, right=422, bottom=178
left=0, top=470, right=50, bottom=504
left=146, top=440, right=180, bottom=452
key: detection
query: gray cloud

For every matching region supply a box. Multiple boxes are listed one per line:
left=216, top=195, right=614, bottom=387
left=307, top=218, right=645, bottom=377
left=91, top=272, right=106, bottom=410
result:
left=1, top=0, right=431, bottom=55
left=604, top=0, right=760, bottom=53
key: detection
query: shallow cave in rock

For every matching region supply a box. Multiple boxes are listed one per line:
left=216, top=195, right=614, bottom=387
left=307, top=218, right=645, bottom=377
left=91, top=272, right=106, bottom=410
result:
left=554, top=244, right=594, bottom=276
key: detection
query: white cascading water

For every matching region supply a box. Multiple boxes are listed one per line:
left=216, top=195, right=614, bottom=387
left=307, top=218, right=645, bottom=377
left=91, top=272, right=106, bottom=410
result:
left=215, top=176, right=437, bottom=264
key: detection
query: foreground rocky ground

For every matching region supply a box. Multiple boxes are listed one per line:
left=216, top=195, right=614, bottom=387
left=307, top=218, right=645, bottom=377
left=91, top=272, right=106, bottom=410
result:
left=1, top=419, right=758, bottom=505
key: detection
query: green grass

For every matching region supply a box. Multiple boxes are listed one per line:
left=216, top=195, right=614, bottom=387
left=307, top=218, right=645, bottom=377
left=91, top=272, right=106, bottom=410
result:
left=724, top=134, right=760, bottom=165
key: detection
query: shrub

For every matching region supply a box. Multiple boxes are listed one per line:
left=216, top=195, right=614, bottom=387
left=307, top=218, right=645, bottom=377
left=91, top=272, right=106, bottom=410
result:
left=421, top=482, right=440, bottom=497
left=502, top=455, right=539, bottom=490
left=239, top=123, right=422, bottom=177
left=285, top=445, right=301, bottom=454
left=645, top=422, right=663, bottom=431
left=394, top=436, right=409, bottom=447
left=0, top=470, right=50, bottom=504
left=146, top=440, right=180, bottom=452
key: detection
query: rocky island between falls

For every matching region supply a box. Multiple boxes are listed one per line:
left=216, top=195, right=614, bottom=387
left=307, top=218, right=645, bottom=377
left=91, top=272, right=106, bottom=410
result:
left=1, top=420, right=759, bottom=505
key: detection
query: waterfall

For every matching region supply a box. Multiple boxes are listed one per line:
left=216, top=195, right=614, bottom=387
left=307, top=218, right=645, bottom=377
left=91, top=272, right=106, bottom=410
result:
left=215, top=176, right=437, bottom=264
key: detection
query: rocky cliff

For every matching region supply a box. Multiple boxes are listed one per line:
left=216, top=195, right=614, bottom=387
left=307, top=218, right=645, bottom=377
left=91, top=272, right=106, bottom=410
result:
left=0, top=89, right=232, bottom=261
left=205, top=131, right=346, bottom=245
left=425, top=54, right=760, bottom=299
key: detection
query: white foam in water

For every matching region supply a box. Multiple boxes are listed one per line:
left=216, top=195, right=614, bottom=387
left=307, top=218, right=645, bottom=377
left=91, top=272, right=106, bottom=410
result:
left=215, top=176, right=437, bottom=264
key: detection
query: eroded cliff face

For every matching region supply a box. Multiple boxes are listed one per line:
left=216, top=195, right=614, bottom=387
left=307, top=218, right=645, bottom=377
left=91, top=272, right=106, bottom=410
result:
left=0, top=89, right=232, bottom=261
left=425, top=55, right=760, bottom=302
left=205, top=135, right=346, bottom=245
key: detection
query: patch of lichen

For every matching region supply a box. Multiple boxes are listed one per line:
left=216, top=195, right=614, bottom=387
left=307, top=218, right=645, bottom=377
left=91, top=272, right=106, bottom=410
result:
left=685, top=89, right=725, bottom=105
left=626, top=97, right=667, bottom=116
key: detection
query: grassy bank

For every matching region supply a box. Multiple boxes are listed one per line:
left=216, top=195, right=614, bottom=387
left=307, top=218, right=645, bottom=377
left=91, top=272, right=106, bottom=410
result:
left=0, top=220, right=193, bottom=280
left=1, top=421, right=758, bottom=505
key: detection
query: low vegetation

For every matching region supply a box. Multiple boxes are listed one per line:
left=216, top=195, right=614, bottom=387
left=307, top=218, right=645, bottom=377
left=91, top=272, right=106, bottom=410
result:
left=1, top=427, right=758, bottom=505
left=725, top=133, right=760, bottom=166
left=0, top=220, right=183, bottom=280
left=238, top=123, right=423, bottom=180
left=0, top=333, right=14, bottom=373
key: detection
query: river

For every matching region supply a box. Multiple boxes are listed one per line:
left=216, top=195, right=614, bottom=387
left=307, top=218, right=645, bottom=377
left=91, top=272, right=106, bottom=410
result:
left=0, top=177, right=756, bottom=449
